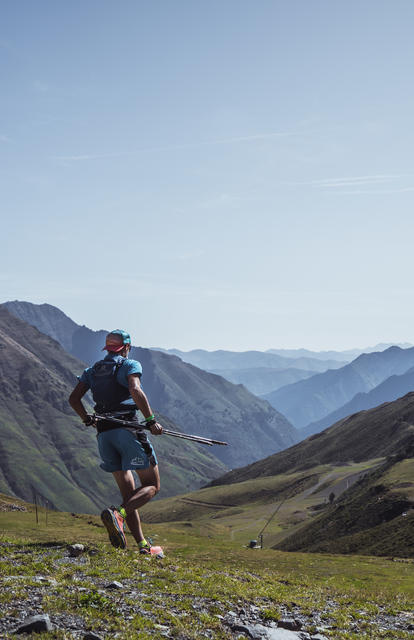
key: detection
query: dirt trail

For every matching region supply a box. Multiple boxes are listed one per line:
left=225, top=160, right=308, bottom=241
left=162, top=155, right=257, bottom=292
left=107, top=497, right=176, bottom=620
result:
left=179, top=497, right=236, bottom=509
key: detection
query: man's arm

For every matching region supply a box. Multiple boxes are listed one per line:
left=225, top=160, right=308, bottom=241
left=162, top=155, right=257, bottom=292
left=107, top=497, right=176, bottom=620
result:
left=69, top=382, right=93, bottom=424
left=128, top=374, right=163, bottom=435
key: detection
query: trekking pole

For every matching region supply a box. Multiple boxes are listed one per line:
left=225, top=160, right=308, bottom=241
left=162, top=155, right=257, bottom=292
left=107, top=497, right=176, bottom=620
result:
left=93, top=414, right=228, bottom=446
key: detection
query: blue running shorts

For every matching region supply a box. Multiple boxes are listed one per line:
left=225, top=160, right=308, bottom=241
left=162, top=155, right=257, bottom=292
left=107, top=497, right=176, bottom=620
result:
left=97, top=428, right=158, bottom=472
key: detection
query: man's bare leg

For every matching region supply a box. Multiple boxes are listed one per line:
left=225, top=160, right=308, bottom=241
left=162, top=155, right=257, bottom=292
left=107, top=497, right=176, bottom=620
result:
left=112, top=470, right=144, bottom=543
left=113, top=466, right=160, bottom=544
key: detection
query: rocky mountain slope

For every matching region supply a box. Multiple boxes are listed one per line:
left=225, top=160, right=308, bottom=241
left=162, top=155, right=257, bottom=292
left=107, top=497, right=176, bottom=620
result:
left=264, top=346, right=414, bottom=430
left=0, top=308, right=226, bottom=512
left=3, top=300, right=79, bottom=354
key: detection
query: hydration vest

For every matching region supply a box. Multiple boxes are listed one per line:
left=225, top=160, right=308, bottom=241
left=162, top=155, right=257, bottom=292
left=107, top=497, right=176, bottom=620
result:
left=89, top=356, right=132, bottom=413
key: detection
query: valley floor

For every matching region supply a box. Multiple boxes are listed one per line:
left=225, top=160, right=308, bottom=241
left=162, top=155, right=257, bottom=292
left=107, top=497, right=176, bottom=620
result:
left=0, top=501, right=413, bottom=639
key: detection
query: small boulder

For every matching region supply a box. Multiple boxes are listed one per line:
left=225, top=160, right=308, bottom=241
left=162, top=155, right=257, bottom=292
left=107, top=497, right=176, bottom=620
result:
left=83, top=633, right=104, bottom=640
left=278, top=617, right=302, bottom=631
left=105, top=580, right=124, bottom=589
left=16, top=614, right=52, bottom=634
left=68, top=544, right=85, bottom=557
left=34, top=576, right=57, bottom=586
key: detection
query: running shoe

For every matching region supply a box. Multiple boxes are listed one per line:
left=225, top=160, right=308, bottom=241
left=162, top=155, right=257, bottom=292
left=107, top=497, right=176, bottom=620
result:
left=138, top=539, right=152, bottom=555
left=100, top=507, right=127, bottom=549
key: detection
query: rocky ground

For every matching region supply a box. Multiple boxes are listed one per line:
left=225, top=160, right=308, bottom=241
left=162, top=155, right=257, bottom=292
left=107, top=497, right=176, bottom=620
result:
left=1, top=542, right=413, bottom=639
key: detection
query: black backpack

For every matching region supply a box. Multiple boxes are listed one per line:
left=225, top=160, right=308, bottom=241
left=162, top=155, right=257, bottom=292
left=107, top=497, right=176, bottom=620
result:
left=89, top=356, right=131, bottom=412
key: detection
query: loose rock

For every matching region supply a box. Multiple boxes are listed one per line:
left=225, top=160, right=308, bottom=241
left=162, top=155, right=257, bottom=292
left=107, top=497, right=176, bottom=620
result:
left=15, top=614, right=52, bottom=634
left=105, top=580, right=124, bottom=589
left=278, top=617, right=302, bottom=631
left=68, top=543, right=85, bottom=557
left=230, top=622, right=306, bottom=639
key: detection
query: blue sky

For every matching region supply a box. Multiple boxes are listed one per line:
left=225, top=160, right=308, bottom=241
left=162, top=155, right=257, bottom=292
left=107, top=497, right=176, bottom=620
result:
left=1, top=1, right=414, bottom=350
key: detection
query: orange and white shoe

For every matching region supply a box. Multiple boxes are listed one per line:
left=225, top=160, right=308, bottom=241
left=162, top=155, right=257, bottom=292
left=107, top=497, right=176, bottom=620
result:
left=100, top=507, right=127, bottom=549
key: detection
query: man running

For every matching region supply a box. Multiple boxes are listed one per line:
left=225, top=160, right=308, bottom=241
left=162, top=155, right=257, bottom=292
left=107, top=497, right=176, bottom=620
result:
left=69, top=329, right=163, bottom=553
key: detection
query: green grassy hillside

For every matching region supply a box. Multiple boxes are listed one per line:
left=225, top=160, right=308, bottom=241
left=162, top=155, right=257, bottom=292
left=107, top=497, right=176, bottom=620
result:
left=277, top=456, right=414, bottom=557
left=141, top=459, right=387, bottom=546
left=141, top=450, right=414, bottom=558
left=0, top=495, right=413, bottom=639
left=192, top=395, right=414, bottom=558
left=209, top=391, right=414, bottom=486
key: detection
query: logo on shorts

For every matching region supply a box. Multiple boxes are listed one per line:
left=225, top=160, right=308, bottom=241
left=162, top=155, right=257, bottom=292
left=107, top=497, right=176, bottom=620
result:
left=130, top=456, right=144, bottom=466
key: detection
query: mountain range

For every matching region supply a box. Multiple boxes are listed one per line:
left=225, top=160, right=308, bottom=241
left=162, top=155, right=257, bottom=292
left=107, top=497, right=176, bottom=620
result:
left=151, top=347, right=346, bottom=399
left=155, top=347, right=343, bottom=373
left=8, top=301, right=414, bottom=445
left=266, top=343, right=412, bottom=361
left=2, top=301, right=297, bottom=470
left=207, top=366, right=316, bottom=395
left=303, top=366, right=414, bottom=437
left=264, top=346, right=414, bottom=430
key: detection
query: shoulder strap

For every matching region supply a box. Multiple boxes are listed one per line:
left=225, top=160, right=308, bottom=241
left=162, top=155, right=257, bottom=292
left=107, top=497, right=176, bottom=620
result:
left=113, top=355, right=125, bottom=374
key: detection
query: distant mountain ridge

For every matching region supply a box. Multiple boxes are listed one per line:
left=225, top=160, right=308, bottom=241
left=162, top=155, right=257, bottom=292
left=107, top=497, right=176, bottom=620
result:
left=208, top=366, right=316, bottom=395
left=3, top=301, right=297, bottom=469
left=266, top=343, right=413, bottom=362
left=303, top=366, right=414, bottom=437
left=152, top=347, right=344, bottom=399
left=154, top=347, right=343, bottom=373
left=264, top=345, right=414, bottom=430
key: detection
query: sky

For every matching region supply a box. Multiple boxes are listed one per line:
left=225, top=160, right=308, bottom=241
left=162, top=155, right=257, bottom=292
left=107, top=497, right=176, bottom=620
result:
left=1, top=1, right=414, bottom=351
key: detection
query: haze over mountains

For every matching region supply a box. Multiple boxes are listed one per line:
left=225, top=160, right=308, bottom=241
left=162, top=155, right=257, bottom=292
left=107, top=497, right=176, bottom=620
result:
left=155, top=347, right=344, bottom=373
left=264, top=346, right=414, bottom=431
left=267, top=344, right=412, bottom=361
left=155, top=343, right=414, bottom=430
left=153, top=347, right=344, bottom=396
left=304, top=366, right=414, bottom=437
